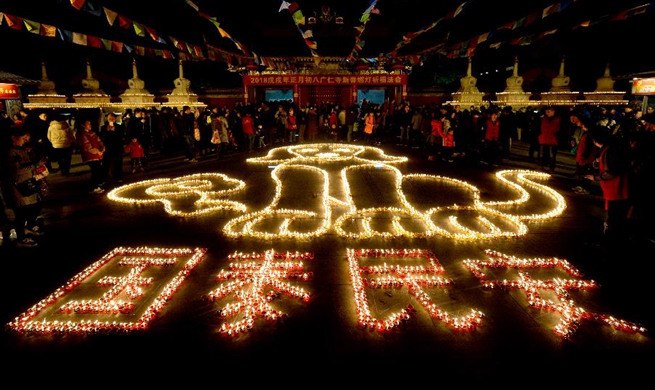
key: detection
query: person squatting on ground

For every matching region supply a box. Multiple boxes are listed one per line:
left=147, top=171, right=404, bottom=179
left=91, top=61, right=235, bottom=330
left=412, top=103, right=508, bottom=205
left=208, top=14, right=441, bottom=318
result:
left=585, top=127, right=630, bottom=241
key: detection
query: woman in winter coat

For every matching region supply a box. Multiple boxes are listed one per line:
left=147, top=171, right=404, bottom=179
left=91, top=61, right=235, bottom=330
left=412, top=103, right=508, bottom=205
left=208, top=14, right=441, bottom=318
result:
left=76, top=119, right=106, bottom=194
left=47, top=119, right=76, bottom=176
left=1, top=125, right=44, bottom=247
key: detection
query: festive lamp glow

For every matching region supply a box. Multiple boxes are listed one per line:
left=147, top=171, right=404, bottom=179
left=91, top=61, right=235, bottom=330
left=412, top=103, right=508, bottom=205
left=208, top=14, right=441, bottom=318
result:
left=348, top=248, right=484, bottom=332
left=6, top=247, right=207, bottom=335
left=208, top=249, right=313, bottom=336
left=463, top=250, right=647, bottom=339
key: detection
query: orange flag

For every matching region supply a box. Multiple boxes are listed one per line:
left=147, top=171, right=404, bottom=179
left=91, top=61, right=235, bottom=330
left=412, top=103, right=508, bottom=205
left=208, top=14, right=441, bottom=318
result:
left=40, top=23, right=57, bottom=37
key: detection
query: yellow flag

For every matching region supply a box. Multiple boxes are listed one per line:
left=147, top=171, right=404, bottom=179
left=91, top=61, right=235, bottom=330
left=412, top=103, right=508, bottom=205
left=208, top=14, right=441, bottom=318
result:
left=292, top=10, right=305, bottom=25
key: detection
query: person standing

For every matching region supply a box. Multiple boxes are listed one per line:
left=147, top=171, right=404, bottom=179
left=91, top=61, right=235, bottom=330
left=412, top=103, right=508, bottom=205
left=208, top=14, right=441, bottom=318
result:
left=571, top=118, right=597, bottom=195
left=297, top=105, right=308, bottom=143
left=179, top=106, right=198, bottom=162
left=498, top=106, right=517, bottom=159
left=306, top=105, right=318, bottom=142
left=26, top=111, right=54, bottom=173
left=99, top=113, right=126, bottom=184
left=363, top=111, right=376, bottom=145
left=480, top=109, right=501, bottom=167
left=127, top=109, right=150, bottom=165
left=125, top=137, right=146, bottom=173
left=410, top=107, right=423, bottom=148
left=47, top=118, right=76, bottom=176
left=538, top=106, right=562, bottom=171
left=242, top=110, right=256, bottom=152
left=286, top=106, right=298, bottom=143
left=346, top=106, right=358, bottom=143
left=337, top=105, right=347, bottom=142
left=1, top=112, right=18, bottom=244
left=77, top=119, right=106, bottom=194
left=1, top=124, right=44, bottom=247
left=436, top=114, right=455, bottom=162
left=328, top=107, right=338, bottom=141
left=273, top=104, right=287, bottom=144
left=397, top=104, right=412, bottom=146
left=212, top=109, right=230, bottom=158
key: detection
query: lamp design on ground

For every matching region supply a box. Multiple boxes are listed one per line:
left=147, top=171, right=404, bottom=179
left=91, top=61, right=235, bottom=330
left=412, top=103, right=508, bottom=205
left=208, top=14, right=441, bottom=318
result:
left=463, top=250, right=647, bottom=339
left=348, top=248, right=484, bottom=333
left=208, top=249, right=313, bottom=337
left=107, top=173, right=247, bottom=217
left=106, top=144, right=566, bottom=240
left=6, top=247, right=207, bottom=334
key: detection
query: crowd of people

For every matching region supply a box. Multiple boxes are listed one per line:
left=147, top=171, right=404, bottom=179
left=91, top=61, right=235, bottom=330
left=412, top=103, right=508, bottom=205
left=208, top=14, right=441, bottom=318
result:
left=1, top=99, right=654, bottom=249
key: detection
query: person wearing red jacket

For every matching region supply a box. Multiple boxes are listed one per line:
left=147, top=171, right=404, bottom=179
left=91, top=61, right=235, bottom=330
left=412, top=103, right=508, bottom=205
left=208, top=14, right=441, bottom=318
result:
left=571, top=117, right=597, bottom=194
left=480, top=109, right=501, bottom=167
left=241, top=111, right=256, bottom=152
left=538, top=106, right=562, bottom=171
left=585, top=128, right=630, bottom=240
left=124, top=137, right=146, bottom=173
left=76, top=119, right=106, bottom=194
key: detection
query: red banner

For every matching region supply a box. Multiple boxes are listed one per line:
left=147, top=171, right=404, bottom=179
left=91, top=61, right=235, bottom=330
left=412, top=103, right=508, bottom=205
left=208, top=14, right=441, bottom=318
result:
left=244, top=74, right=406, bottom=86
left=0, top=84, right=20, bottom=99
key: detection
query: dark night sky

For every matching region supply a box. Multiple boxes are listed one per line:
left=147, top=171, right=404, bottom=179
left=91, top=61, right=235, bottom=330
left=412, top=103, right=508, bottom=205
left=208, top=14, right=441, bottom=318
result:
left=2, top=0, right=654, bottom=95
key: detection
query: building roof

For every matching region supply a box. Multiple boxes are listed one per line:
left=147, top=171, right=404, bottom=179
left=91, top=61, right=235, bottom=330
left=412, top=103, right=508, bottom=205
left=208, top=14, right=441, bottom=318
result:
left=0, top=70, right=39, bottom=85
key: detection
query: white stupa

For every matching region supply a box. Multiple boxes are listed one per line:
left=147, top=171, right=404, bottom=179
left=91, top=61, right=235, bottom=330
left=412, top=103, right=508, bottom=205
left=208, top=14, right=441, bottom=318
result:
left=582, top=62, right=627, bottom=104
left=493, top=56, right=531, bottom=108
left=541, top=56, right=577, bottom=104
left=27, top=61, right=67, bottom=105
left=73, top=59, right=111, bottom=104
left=449, top=57, right=484, bottom=105
left=166, top=59, right=200, bottom=108
left=120, top=58, right=155, bottom=105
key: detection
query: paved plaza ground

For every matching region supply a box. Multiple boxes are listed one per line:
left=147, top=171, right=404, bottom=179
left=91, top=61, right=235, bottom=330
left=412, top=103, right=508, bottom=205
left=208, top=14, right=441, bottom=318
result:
left=1, top=140, right=653, bottom=385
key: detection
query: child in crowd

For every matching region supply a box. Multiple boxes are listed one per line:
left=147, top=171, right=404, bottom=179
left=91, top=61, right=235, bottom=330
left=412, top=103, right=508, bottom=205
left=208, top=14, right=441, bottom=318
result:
left=125, top=137, right=146, bottom=173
